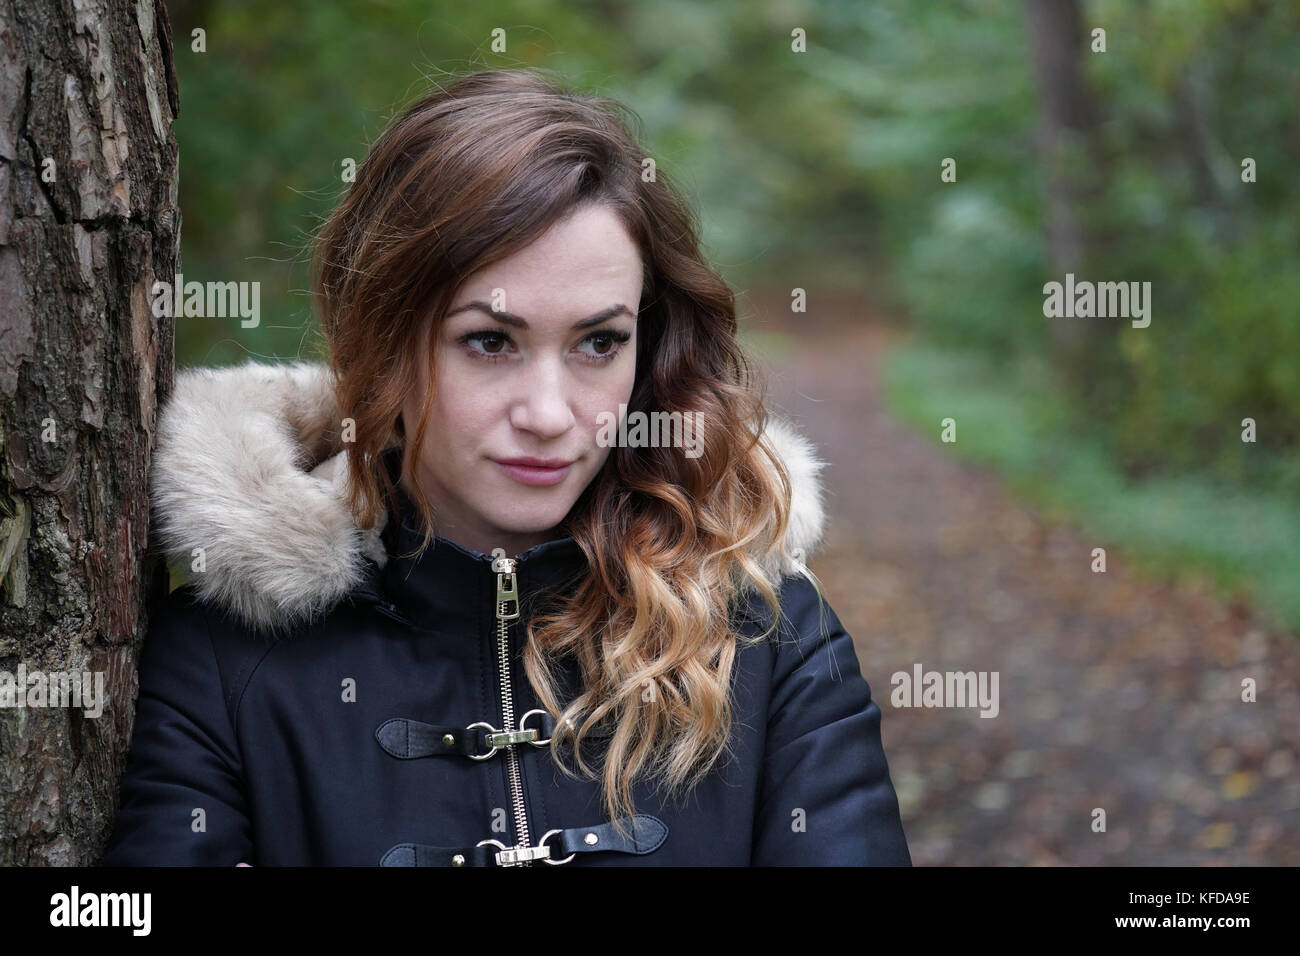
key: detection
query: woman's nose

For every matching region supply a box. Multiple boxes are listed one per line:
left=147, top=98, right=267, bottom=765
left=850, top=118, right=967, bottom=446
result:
left=508, top=357, right=575, bottom=439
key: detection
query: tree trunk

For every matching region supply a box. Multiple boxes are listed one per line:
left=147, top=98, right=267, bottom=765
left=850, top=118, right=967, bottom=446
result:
left=1023, top=0, right=1112, bottom=403
left=0, top=0, right=178, bottom=865
left=1171, top=61, right=1237, bottom=242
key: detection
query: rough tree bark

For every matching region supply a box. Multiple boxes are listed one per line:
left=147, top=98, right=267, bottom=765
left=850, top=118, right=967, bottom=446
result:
left=0, top=0, right=178, bottom=864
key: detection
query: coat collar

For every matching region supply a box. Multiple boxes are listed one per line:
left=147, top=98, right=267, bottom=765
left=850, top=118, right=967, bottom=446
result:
left=151, top=361, right=827, bottom=634
left=369, top=464, right=590, bottom=633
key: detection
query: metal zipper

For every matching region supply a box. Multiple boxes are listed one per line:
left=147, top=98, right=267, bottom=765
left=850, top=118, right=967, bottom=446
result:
left=491, top=554, right=533, bottom=864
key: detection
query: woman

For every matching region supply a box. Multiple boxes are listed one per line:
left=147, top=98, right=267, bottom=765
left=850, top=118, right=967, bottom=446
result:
left=101, top=68, right=910, bottom=866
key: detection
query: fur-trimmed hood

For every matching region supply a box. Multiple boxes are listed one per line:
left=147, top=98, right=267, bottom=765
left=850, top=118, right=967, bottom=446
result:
left=150, top=362, right=827, bottom=632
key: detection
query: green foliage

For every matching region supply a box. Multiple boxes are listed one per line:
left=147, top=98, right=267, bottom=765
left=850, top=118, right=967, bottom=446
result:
left=861, top=0, right=1300, bottom=490
left=165, top=0, right=914, bottom=364
left=166, top=0, right=1299, bottom=522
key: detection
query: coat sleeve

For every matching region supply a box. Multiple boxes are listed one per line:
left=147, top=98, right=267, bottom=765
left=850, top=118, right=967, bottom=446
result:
left=99, top=588, right=255, bottom=866
left=750, top=575, right=911, bottom=866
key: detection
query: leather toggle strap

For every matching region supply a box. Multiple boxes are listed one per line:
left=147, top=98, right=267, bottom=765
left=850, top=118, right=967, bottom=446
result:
left=376, top=709, right=558, bottom=760
left=379, top=814, right=668, bottom=867
left=375, top=718, right=492, bottom=758
left=376, top=708, right=615, bottom=761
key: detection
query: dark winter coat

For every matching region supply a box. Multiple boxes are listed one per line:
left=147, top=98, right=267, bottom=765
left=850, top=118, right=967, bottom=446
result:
left=100, top=363, right=911, bottom=867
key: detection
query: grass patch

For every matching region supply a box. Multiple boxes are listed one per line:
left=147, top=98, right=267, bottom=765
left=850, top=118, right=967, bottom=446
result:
left=882, top=339, right=1300, bottom=635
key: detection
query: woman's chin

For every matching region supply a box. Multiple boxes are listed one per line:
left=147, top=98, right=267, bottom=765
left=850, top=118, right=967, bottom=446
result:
left=479, top=505, right=573, bottom=543
left=499, top=516, right=570, bottom=539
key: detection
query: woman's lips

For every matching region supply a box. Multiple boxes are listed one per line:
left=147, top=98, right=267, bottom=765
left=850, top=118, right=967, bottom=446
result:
left=494, top=458, right=573, bottom=487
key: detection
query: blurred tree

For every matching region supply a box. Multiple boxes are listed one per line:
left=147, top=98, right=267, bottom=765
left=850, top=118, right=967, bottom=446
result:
left=1024, top=0, right=1113, bottom=409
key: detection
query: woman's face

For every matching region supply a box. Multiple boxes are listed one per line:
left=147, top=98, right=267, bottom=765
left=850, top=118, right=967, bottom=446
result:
left=401, top=203, right=642, bottom=557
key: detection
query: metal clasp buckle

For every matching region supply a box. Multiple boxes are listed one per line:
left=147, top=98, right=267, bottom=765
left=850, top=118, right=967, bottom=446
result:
left=466, top=710, right=554, bottom=759
left=476, top=838, right=553, bottom=866
left=475, top=832, right=576, bottom=867
left=518, top=709, right=553, bottom=747
left=465, top=717, right=549, bottom=760
left=538, top=829, right=576, bottom=865
left=486, top=728, right=538, bottom=748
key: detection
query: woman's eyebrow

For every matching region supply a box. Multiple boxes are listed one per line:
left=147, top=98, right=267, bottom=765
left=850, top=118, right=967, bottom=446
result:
left=446, top=301, right=635, bottom=329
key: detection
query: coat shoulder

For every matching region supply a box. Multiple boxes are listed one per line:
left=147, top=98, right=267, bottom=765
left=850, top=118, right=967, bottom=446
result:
left=773, top=574, right=865, bottom=673
left=744, top=573, right=912, bottom=865
left=734, top=571, right=872, bottom=702
left=138, top=582, right=283, bottom=719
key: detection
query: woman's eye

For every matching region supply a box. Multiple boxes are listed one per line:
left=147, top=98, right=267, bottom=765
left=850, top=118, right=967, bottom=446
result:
left=577, top=330, right=630, bottom=361
left=462, top=331, right=511, bottom=357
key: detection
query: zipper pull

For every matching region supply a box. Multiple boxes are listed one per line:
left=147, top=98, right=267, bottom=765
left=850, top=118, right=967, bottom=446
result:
left=491, top=549, right=520, bottom=621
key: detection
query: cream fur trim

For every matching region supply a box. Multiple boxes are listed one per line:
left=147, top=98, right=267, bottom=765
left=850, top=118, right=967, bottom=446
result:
left=151, top=361, right=826, bottom=631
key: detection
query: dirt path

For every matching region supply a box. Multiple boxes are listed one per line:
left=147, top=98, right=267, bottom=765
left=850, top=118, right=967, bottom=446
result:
left=746, top=293, right=1300, bottom=865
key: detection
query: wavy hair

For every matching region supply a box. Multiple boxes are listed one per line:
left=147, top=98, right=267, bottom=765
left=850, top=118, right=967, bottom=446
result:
left=311, top=67, right=797, bottom=832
